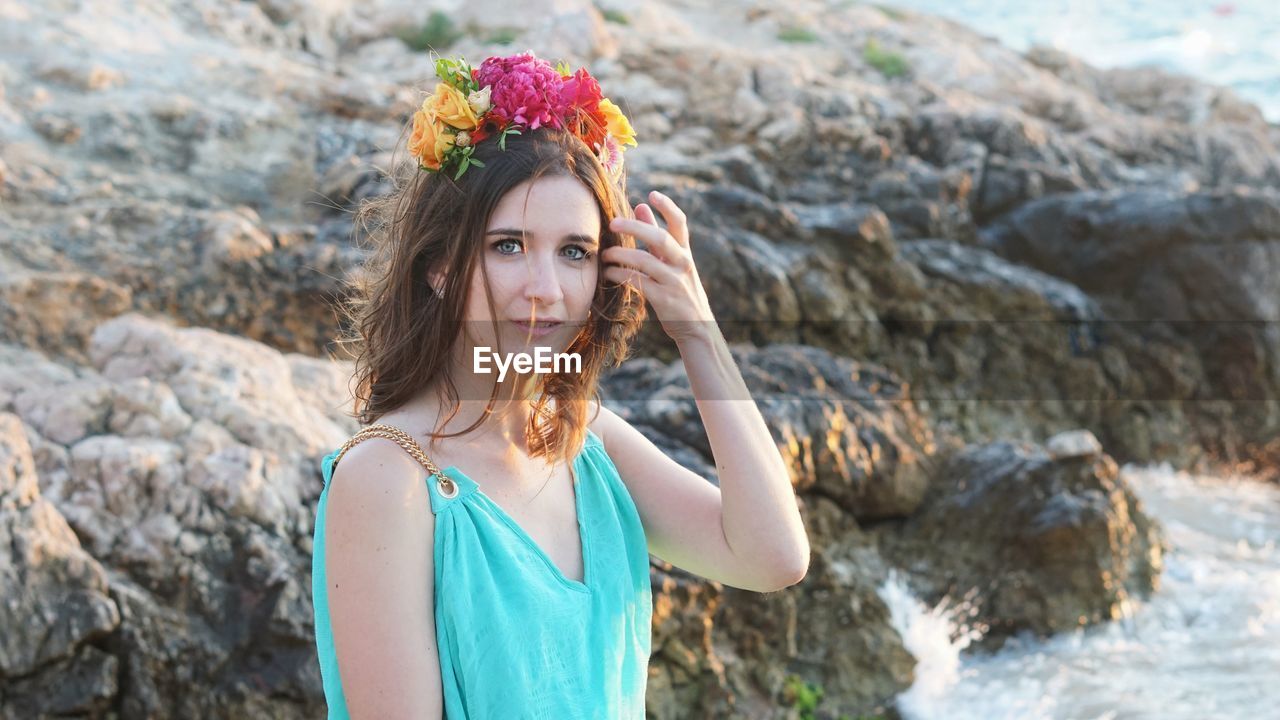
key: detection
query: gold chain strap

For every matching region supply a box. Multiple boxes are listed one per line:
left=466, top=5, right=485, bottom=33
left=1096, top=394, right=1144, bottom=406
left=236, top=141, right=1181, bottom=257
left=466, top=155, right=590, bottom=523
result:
left=333, top=423, right=458, bottom=498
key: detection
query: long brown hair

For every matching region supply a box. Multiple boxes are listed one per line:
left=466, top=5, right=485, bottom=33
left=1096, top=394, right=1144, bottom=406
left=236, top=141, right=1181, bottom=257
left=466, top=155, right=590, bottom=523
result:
left=333, top=124, right=646, bottom=465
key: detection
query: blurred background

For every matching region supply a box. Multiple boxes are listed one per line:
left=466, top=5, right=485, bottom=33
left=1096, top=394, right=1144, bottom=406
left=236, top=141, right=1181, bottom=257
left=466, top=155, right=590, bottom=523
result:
left=883, top=0, right=1280, bottom=121
left=0, top=0, right=1277, bottom=718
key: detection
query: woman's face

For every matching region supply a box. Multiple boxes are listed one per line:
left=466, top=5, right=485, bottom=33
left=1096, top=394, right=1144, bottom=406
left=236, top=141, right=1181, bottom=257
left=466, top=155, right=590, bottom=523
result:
left=462, top=174, right=602, bottom=358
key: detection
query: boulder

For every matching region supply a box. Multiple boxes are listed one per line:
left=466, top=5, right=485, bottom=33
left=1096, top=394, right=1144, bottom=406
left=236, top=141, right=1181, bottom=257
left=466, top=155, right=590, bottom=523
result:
left=0, top=414, right=120, bottom=718
left=876, top=432, right=1167, bottom=651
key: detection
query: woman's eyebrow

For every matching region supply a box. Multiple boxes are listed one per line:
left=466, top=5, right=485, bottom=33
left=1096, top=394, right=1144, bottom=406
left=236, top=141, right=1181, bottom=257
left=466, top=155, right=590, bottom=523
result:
left=486, top=228, right=600, bottom=246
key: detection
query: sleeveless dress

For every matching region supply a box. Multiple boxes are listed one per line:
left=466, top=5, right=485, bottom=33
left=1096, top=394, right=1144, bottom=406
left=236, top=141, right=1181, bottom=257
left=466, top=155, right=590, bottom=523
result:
left=311, top=426, right=653, bottom=719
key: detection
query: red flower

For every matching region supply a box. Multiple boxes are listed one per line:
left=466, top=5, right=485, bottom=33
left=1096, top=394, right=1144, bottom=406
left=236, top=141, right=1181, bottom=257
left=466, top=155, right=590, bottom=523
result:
left=559, top=68, right=608, bottom=151
left=469, top=107, right=512, bottom=146
left=560, top=68, right=602, bottom=113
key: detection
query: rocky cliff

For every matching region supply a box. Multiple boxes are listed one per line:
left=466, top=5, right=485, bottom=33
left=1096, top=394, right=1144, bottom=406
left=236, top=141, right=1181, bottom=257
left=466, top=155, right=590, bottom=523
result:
left=1, top=0, right=1275, bottom=717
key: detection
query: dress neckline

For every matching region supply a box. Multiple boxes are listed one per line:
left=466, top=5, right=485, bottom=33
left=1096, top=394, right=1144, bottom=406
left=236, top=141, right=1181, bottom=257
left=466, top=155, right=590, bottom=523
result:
left=440, top=437, right=593, bottom=593
left=323, top=428, right=598, bottom=592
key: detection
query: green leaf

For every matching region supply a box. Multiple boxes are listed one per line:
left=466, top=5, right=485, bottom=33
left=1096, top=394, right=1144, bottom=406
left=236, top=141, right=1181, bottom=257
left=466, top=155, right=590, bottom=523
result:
left=468, top=157, right=485, bottom=167
left=432, top=56, right=474, bottom=91
left=436, top=57, right=456, bottom=83
left=497, top=125, right=522, bottom=151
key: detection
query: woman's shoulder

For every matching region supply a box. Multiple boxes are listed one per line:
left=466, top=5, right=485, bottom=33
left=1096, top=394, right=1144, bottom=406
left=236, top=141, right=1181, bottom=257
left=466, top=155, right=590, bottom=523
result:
left=331, top=412, right=445, bottom=472
left=585, top=399, right=621, bottom=449
left=328, top=436, right=436, bottom=510
left=324, top=438, right=437, bottom=574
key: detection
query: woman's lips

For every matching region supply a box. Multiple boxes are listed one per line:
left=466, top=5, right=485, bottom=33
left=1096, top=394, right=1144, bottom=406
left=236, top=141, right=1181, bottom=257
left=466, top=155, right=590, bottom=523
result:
left=511, top=320, right=562, bottom=338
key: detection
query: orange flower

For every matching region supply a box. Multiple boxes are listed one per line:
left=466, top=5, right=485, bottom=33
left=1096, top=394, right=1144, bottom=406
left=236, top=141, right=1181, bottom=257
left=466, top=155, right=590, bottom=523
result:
left=407, top=103, right=455, bottom=170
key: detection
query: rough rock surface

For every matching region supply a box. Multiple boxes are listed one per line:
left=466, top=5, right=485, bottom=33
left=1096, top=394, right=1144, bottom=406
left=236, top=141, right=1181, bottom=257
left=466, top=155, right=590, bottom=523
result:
left=0, top=315, right=356, bottom=718
left=875, top=430, right=1167, bottom=652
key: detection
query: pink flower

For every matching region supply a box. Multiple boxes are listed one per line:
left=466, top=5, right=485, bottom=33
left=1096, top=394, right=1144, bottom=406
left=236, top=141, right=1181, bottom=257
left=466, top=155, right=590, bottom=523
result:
left=598, top=133, right=623, bottom=179
left=559, top=67, right=602, bottom=114
left=474, top=51, right=568, bottom=131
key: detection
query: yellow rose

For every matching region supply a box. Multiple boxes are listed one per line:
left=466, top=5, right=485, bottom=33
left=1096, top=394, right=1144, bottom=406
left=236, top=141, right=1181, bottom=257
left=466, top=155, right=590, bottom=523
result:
left=598, top=98, right=637, bottom=148
left=427, top=81, right=479, bottom=130
left=407, top=104, right=455, bottom=170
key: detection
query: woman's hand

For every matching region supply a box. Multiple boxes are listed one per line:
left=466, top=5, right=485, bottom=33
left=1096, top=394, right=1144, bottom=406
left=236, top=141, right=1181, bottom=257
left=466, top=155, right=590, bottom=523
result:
left=604, top=190, right=717, bottom=346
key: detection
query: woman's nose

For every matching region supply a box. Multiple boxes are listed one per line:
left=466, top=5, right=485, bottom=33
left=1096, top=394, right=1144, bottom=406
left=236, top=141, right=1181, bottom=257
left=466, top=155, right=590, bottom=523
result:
left=522, top=253, right=564, bottom=303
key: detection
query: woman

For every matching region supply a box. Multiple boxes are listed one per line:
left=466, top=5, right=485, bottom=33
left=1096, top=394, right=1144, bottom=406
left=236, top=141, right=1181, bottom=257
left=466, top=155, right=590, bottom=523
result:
left=311, top=51, right=810, bottom=718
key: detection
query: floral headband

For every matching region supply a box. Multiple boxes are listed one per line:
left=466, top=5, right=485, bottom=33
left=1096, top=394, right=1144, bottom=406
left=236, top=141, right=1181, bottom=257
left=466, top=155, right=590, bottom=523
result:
left=407, top=51, right=638, bottom=183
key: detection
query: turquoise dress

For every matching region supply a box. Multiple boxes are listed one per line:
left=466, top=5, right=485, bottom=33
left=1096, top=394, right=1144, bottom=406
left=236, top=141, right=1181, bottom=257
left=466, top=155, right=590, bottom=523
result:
left=311, top=427, right=653, bottom=718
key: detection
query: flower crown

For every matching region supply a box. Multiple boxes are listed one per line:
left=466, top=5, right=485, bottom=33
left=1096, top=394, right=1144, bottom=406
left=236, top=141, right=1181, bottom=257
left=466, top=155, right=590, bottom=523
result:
left=407, top=51, right=638, bottom=183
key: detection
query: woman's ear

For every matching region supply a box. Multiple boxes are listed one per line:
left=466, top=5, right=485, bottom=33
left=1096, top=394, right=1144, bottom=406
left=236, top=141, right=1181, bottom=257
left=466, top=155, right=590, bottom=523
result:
left=429, top=271, right=445, bottom=297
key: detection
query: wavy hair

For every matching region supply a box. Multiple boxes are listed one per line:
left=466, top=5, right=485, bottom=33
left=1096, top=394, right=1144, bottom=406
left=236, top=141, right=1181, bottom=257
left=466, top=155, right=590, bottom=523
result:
left=332, top=124, right=646, bottom=465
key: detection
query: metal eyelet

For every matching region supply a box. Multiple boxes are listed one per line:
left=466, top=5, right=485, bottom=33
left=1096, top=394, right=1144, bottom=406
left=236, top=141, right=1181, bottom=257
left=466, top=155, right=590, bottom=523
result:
left=437, top=475, right=458, bottom=499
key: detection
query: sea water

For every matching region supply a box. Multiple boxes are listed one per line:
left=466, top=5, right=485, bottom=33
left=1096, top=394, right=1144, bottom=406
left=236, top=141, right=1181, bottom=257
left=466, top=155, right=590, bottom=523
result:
left=878, top=0, right=1280, bottom=121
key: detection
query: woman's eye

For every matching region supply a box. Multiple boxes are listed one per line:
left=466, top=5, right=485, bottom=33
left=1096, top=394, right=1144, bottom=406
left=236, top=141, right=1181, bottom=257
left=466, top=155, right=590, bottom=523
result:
left=494, top=239, right=521, bottom=254
left=565, top=245, right=594, bottom=261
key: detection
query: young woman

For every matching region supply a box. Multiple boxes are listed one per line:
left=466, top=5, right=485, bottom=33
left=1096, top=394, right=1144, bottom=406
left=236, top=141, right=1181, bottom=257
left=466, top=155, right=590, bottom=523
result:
left=311, top=52, right=810, bottom=718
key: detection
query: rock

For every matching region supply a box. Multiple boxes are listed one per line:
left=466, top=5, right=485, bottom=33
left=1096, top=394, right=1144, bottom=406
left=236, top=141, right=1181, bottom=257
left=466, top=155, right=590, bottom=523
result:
left=791, top=201, right=896, bottom=262
left=32, top=59, right=125, bottom=92
left=1046, top=429, right=1103, bottom=459
left=982, top=187, right=1280, bottom=460
left=603, top=344, right=937, bottom=522
left=982, top=188, right=1280, bottom=324
left=1101, top=63, right=1269, bottom=125
left=1, top=645, right=118, bottom=718
left=646, top=562, right=735, bottom=719
left=315, top=151, right=395, bottom=215
left=0, top=200, right=360, bottom=361
left=893, top=236, right=1216, bottom=467
left=0, top=312, right=358, bottom=716
left=899, top=238, right=1102, bottom=321
left=0, top=270, right=133, bottom=365
left=876, top=438, right=1167, bottom=651
left=715, top=518, right=916, bottom=718
left=0, top=413, right=121, bottom=716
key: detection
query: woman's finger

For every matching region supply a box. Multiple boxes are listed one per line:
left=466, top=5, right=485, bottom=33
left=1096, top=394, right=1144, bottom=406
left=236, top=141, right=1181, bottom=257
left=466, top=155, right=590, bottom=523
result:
left=611, top=216, right=679, bottom=265
left=603, top=263, right=650, bottom=291
left=635, top=202, right=659, bottom=227
left=646, top=191, right=689, bottom=247
left=603, top=246, right=679, bottom=291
